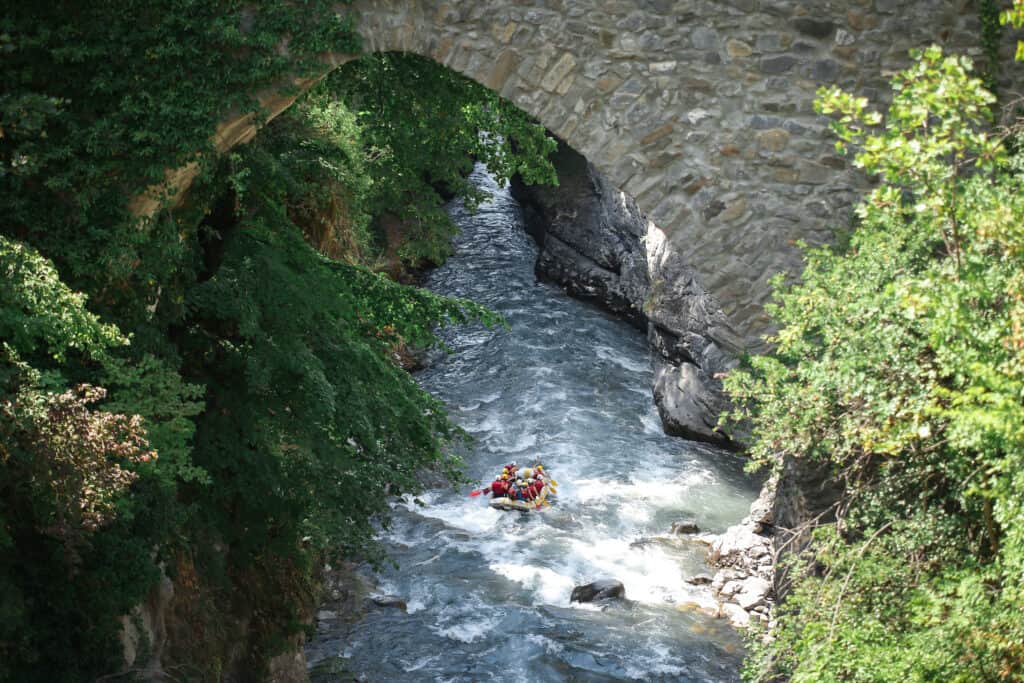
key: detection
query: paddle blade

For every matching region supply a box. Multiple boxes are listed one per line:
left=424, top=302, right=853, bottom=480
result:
left=469, top=490, right=482, bottom=497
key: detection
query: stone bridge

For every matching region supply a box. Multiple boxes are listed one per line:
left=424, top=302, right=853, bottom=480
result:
left=142, top=0, right=1001, bottom=350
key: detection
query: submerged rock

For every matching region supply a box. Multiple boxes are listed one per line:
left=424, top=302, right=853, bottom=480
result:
left=671, top=519, right=701, bottom=535
left=369, top=595, right=407, bottom=612
left=677, top=600, right=720, bottom=618
left=685, top=574, right=714, bottom=586
left=570, top=579, right=626, bottom=603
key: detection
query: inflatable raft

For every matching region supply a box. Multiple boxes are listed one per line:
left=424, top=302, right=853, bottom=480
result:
left=472, top=464, right=557, bottom=512
left=489, top=480, right=554, bottom=511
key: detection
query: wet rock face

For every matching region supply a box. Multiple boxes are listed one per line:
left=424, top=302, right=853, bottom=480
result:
left=511, top=142, right=736, bottom=446
left=653, top=359, right=731, bottom=445
left=512, top=140, right=650, bottom=328
left=570, top=579, right=626, bottom=603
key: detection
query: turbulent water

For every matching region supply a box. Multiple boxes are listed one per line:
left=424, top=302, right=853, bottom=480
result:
left=306, top=167, right=758, bottom=682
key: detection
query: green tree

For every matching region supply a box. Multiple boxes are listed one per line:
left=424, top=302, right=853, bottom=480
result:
left=729, top=47, right=1024, bottom=682
left=327, top=52, right=557, bottom=267
left=0, top=0, right=558, bottom=676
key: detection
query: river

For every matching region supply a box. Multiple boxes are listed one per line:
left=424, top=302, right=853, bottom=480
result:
left=306, top=166, right=758, bottom=682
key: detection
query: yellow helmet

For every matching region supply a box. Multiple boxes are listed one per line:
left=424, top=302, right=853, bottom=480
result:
left=536, top=465, right=544, bottom=471
left=521, top=467, right=534, bottom=478
left=501, top=473, right=509, bottom=479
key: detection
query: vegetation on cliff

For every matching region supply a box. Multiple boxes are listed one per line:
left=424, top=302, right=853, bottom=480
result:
left=0, top=3, right=553, bottom=680
left=728, top=46, right=1024, bottom=682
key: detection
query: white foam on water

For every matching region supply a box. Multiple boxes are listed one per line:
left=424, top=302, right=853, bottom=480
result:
left=525, top=633, right=564, bottom=654
left=399, top=581, right=436, bottom=615
left=624, top=657, right=690, bottom=680
left=432, top=613, right=502, bottom=643
left=563, top=536, right=690, bottom=605
left=619, top=502, right=652, bottom=524
left=489, top=432, right=538, bottom=454
left=410, top=553, right=442, bottom=567
left=570, top=477, right=686, bottom=508
left=400, top=654, right=440, bottom=672
left=640, top=410, right=665, bottom=434
left=413, top=499, right=505, bottom=535
left=595, top=344, right=650, bottom=373
left=464, top=411, right=505, bottom=435
left=488, top=562, right=578, bottom=605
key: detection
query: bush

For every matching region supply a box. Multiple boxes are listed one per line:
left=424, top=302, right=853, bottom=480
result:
left=729, top=47, right=1024, bottom=682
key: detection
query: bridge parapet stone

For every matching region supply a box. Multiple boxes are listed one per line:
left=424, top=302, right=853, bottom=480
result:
left=131, top=0, right=1017, bottom=349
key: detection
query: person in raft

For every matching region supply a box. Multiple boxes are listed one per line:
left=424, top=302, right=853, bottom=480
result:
left=510, top=468, right=541, bottom=501
left=481, top=472, right=511, bottom=498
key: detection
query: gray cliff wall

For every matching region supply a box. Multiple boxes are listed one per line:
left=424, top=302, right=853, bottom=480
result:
left=511, top=141, right=738, bottom=447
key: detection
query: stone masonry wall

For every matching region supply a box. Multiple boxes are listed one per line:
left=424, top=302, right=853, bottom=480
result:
left=135, top=1, right=1016, bottom=355
left=354, top=0, right=1010, bottom=353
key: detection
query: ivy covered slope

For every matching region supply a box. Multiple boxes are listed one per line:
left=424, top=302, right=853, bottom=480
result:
left=1, top=3, right=553, bottom=681
left=727, top=47, right=1024, bottom=682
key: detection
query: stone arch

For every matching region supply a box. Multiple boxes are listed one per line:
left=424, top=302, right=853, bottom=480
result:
left=135, top=0, right=996, bottom=349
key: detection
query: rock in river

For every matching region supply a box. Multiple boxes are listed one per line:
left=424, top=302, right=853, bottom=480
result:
left=368, top=595, right=407, bottom=612
left=671, top=519, right=701, bottom=534
left=570, top=579, right=626, bottom=603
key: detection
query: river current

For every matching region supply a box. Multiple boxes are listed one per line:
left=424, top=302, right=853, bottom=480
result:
left=307, top=166, right=758, bottom=682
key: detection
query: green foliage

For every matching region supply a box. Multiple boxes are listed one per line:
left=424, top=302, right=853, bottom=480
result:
left=327, top=52, right=557, bottom=266
left=229, top=92, right=373, bottom=262
left=1002, top=0, right=1024, bottom=62
left=0, top=235, right=125, bottom=366
left=1, top=1, right=358, bottom=306
left=182, top=214, right=491, bottom=560
left=730, top=47, right=1024, bottom=682
left=0, top=239, right=166, bottom=681
left=0, top=2, right=552, bottom=678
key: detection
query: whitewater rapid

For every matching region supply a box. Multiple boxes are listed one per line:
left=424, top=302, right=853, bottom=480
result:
left=307, top=166, right=757, bottom=682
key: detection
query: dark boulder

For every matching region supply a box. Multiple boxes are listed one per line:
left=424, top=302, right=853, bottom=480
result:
left=570, top=579, right=626, bottom=603
left=510, top=139, right=650, bottom=329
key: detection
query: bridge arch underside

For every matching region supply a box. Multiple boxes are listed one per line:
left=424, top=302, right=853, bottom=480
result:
left=354, top=0, right=992, bottom=352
